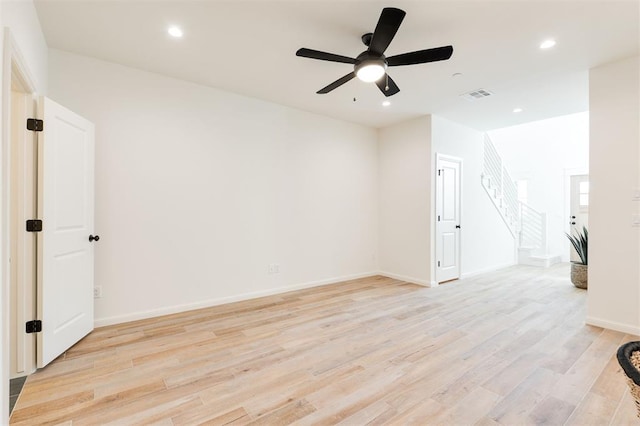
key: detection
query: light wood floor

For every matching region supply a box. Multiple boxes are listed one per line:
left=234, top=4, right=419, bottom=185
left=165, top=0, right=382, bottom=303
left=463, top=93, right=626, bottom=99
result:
left=10, top=264, right=639, bottom=425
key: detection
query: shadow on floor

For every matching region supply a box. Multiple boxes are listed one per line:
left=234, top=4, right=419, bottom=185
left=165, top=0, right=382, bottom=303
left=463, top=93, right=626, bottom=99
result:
left=10, top=376, right=27, bottom=415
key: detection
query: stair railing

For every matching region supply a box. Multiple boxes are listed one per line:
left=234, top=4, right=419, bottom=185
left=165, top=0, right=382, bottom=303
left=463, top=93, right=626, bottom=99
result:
left=519, top=203, right=547, bottom=251
left=502, top=168, right=519, bottom=224
left=482, top=135, right=519, bottom=231
left=483, top=135, right=503, bottom=198
left=482, top=135, right=546, bottom=251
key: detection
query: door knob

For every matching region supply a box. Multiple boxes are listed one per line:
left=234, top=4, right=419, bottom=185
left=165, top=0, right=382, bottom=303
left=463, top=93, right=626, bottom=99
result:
left=571, top=215, right=576, bottom=219
left=570, top=222, right=576, bottom=225
left=89, top=235, right=100, bottom=242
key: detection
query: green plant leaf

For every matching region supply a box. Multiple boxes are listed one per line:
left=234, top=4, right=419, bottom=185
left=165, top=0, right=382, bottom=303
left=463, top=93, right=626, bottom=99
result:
left=566, top=227, right=588, bottom=265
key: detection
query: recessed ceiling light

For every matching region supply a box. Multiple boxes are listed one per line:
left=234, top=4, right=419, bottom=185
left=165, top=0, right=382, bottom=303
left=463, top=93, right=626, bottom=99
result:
left=513, top=108, right=523, bottom=113
left=382, top=101, right=391, bottom=107
left=168, top=26, right=183, bottom=38
left=539, top=39, right=556, bottom=49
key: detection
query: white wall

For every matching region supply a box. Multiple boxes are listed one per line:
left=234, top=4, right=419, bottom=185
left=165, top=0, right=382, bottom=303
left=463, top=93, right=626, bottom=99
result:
left=488, top=113, right=589, bottom=261
left=378, top=116, right=433, bottom=285
left=1, top=1, right=47, bottom=93
left=432, top=116, right=515, bottom=276
left=48, top=49, right=379, bottom=326
left=587, top=55, right=640, bottom=335
left=0, top=1, right=48, bottom=422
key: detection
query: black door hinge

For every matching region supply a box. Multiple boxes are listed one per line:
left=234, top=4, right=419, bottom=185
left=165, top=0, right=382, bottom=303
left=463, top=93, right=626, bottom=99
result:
left=26, top=118, right=43, bottom=132
left=438, top=261, right=441, bottom=267
left=25, top=320, right=42, bottom=333
left=26, top=219, right=43, bottom=232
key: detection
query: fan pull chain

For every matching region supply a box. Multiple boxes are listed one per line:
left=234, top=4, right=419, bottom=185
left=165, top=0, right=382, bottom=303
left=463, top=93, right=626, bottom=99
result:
left=385, top=74, right=389, bottom=91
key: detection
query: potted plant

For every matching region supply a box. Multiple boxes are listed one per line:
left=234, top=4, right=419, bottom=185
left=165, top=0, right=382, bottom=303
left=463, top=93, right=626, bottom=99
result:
left=566, top=226, right=588, bottom=289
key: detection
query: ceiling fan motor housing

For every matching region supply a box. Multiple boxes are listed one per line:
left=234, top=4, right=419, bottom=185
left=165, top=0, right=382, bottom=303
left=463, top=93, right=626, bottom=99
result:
left=361, top=32, right=373, bottom=46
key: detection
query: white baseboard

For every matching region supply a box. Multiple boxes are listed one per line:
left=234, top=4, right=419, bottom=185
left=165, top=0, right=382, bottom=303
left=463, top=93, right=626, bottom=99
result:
left=94, top=271, right=379, bottom=327
left=586, top=316, right=640, bottom=336
left=376, top=271, right=433, bottom=287
left=460, top=261, right=516, bottom=279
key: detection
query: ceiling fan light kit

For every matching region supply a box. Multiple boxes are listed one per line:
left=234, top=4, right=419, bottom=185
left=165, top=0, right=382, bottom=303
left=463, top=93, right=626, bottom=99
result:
left=355, top=55, right=387, bottom=82
left=296, top=7, right=454, bottom=97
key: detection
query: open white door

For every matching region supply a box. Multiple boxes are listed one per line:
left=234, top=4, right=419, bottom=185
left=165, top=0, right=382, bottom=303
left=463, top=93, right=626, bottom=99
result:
left=37, top=97, right=95, bottom=368
left=435, top=154, right=462, bottom=283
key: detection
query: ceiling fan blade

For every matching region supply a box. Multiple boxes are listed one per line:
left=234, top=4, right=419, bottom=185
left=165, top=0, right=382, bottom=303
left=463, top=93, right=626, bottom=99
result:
left=296, top=48, right=356, bottom=64
left=317, top=72, right=356, bottom=94
left=368, top=7, right=406, bottom=55
left=375, top=74, right=400, bottom=97
left=387, top=46, right=454, bottom=66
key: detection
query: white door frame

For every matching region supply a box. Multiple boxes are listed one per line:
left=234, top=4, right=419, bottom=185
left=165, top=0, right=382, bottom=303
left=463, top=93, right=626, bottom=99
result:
left=435, top=153, right=463, bottom=283
left=9, top=72, right=37, bottom=379
left=563, top=167, right=588, bottom=262
left=2, top=29, right=38, bottom=423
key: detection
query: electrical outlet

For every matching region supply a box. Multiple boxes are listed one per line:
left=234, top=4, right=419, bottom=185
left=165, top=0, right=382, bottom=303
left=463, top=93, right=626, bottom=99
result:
left=94, top=286, right=102, bottom=298
left=268, top=264, right=280, bottom=274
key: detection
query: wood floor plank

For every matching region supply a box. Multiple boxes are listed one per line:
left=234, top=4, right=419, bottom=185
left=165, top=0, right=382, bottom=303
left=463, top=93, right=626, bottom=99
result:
left=9, top=264, right=639, bottom=425
left=610, top=390, right=640, bottom=425
left=487, top=367, right=561, bottom=424
left=527, top=395, right=576, bottom=425
left=429, top=387, right=502, bottom=425
left=564, top=391, right=620, bottom=425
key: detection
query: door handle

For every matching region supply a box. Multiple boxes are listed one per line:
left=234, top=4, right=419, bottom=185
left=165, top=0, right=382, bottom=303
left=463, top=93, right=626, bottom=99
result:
left=570, top=222, right=576, bottom=225
left=89, top=234, right=100, bottom=242
left=455, top=225, right=461, bottom=229
left=571, top=215, right=576, bottom=219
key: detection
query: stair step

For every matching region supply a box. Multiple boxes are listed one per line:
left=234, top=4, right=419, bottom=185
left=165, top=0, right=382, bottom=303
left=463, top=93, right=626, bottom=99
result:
left=518, top=253, right=561, bottom=268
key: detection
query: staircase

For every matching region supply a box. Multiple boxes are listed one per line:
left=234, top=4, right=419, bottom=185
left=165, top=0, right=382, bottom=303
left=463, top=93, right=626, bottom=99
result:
left=481, top=135, right=561, bottom=267
left=481, top=135, right=519, bottom=237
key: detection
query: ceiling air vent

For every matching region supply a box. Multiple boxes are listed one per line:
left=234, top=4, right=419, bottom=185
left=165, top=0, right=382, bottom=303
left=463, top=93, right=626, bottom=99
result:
left=460, top=88, right=494, bottom=101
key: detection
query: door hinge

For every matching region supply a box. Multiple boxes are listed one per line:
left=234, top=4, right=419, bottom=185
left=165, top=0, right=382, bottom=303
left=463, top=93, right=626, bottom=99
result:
left=25, top=320, right=42, bottom=333
left=438, top=169, right=441, bottom=176
left=26, top=118, right=44, bottom=132
left=437, top=261, right=441, bottom=267
left=26, top=219, right=43, bottom=232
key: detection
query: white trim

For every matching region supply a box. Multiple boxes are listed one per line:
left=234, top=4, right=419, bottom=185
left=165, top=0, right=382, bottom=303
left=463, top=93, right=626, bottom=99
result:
left=585, top=316, right=640, bottom=336
left=377, top=270, right=434, bottom=287
left=94, top=271, right=379, bottom=327
left=3, top=33, right=37, bottom=95
left=460, top=261, right=516, bottom=279
left=2, top=29, right=39, bottom=424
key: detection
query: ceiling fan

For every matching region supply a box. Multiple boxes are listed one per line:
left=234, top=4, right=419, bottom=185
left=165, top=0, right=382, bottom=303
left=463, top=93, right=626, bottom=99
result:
left=296, top=7, right=453, bottom=97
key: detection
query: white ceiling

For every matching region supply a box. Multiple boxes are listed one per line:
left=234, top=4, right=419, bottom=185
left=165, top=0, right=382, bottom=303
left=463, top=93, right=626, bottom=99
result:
left=34, top=1, right=639, bottom=130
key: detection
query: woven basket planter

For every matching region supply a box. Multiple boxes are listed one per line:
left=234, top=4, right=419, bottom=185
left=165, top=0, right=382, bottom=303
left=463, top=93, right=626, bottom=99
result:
left=617, top=341, right=640, bottom=419
left=570, top=262, right=587, bottom=289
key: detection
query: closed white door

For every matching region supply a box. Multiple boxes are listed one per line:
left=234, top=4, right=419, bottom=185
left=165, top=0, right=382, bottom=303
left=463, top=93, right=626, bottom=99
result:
left=37, top=97, right=95, bottom=367
left=569, top=174, right=589, bottom=262
left=435, top=155, right=462, bottom=283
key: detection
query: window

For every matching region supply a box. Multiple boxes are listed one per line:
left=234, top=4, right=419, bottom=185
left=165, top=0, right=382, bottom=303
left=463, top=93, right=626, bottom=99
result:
left=579, top=181, right=589, bottom=206
left=516, top=180, right=528, bottom=205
